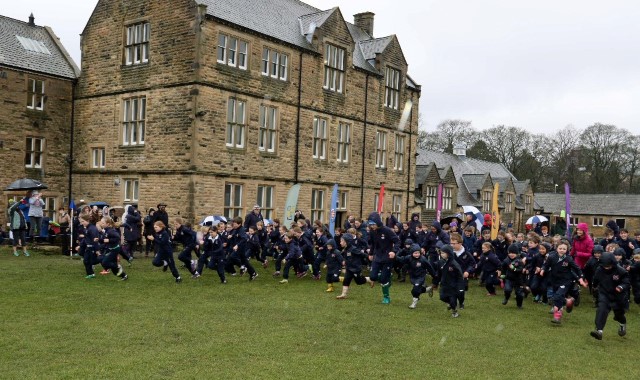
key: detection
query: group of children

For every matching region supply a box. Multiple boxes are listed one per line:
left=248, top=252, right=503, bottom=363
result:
left=71, top=206, right=639, bottom=340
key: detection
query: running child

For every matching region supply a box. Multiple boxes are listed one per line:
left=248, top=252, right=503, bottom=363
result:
left=98, top=216, right=128, bottom=281
left=590, top=252, right=630, bottom=340
left=396, top=243, right=435, bottom=309
left=336, top=233, right=373, bottom=299
left=148, top=221, right=182, bottom=283
left=323, top=239, right=344, bottom=293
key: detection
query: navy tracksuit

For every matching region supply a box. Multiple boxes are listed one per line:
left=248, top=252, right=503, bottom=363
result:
left=198, top=232, right=226, bottom=283
left=437, top=256, right=464, bottom=310
left=100, top=226, right=126, bottom=278
left=502, top=256, right=526, bottom=307
left=282, top=239, right=303, bottom=280
left=81, top=223, right=101, bottom=276
left=477, top=251, right=501, bottom=294
left=453, top=248, right=476, bottom=307
left=542, top=253, right=584, bottom=309
left=397, top=254, right=436, bottom=298
left=593, top=265, right=630, bottom=330
left=527, top=252, right=548, bottom=302
left=313, top=234, right=328, bottom=277
left=325, top=248, right=344, bottom=284
left=368, top=219, right=400, bottom=286
left=152, top=229, right=180, bottom=279
left=342, top=243, right=367, bottom=286
left=175, top=225, right=198, bottom=274
left=227, top=226, right=256, bottom=277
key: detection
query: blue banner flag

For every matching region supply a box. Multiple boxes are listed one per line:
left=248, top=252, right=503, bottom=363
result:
left=329, top=184, right=338, bottom=236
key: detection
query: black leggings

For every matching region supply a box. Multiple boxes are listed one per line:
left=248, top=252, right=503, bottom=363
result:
left=343, top=269, right=367, bottom=286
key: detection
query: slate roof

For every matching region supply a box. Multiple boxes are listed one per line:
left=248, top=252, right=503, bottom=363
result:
left=359, top=36, right=393, bottom=60
left=416, top=149, right=515, bottom=179
left=0, top=15, right=79, bottom=79
left=535, top=193, right=640, bottom=217
left=196, top=0, right=417, bottom=83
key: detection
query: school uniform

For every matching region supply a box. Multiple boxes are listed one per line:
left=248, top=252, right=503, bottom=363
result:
left=501, top=256, right=526, bottom=307
left=628, top=260, right=640, bottom=304
left=477, top=251, right=502, bottom=294
left=437, top=253, right=464, bottom=314
left=198, top=232, right=226, bottom=283
left=152, top=229, right=181, bottom=280
left=324, top=246, right=344, bottom=284
left=527, top=252, right=548, bottom=302
left=312, top=234, right=328, bottom=278
left=100, top=227, right=127, bottom=279
left=81, top=223, right=102, bottom=276
left=227, top=226, right=257, bottom=278
left=591, top=253, right=630, bottom=338
left=282, top=239, right=303, bottom=280
left=245, top=233, right=264, bottom=264
left=396, top=254, right=435, bottom=299
left=542, top=252, right=584, bottom=312
left=453, top=247, right=476, bottom=308
left=341, top=239, right=367, bottom=286
left=175, top=225, right=198, bottom=274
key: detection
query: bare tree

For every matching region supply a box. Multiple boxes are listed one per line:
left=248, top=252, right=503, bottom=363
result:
left=480, top=125, right=531, bottom=175
left=580, top=123, right=629, bottom=193
left=436, top=119, right=475, bottom=153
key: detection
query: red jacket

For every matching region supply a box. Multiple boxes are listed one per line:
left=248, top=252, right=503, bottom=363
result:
left=571, top=222, right=593, bottom=269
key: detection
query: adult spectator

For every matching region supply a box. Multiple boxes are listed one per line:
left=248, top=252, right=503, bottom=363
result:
left=153, top=203, right=169, bottom=227
left=28, top=190, right=45, bottom=243
left=244, top=204, right=264, bottom=230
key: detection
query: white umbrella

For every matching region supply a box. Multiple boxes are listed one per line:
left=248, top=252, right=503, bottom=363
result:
left=200, top=215, right=227, bottom=226
left=462, top=205, right=483, bottom=231
left=526, top=215, right=549, bottom=225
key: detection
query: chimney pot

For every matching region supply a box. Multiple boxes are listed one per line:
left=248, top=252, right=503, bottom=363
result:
left=28, top=13, right=35, bottom=26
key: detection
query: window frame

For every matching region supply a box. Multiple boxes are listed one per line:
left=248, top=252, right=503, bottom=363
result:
left=375, top=131, right=388, bottom=169
left=92, top=147, right=106, bottom=169
left=392, top=195, right=402, bottom=219
left=443, top=187, right=452, bottom=210
left=261, top=47, right=288, bottom=80
left=338, top=191, right=348, bottom=210
left=425, top=186, right=437, bottom=210
left=506, top=193, right=513, bottom=213
left=122, top=96, right=146, bottom=146
left=124, top=179, right=139, bottom=202
left=257, top=185, right=274, bottom=220
left=258, top=105, right=277, bottom=153
left=593, top=217, right=603, bottom=227
left=44, top=197, right=56, bottom=222
left=384, top=66, right=400, bottom=109
left=336, top=122, right=351, bottom=163
left=224, top=183, right=244, bottom=219
left=226, top=98, right=246, bottom=149
left=393, top=134, right=405, bottom=171
left=27, top=78, right=45, bottom=110
left=323, top=44, right=345, bottom=93
left=311, top=189, right=325, bottom=223
left=483, top=191, right=492, bottom=212
left=124, top=22, right=150, bottom=66
left=25, top=137, right=44, bottom=168
left=217, top=33, right=248, bottom=70
left=312, top=117, right=327, bottom=160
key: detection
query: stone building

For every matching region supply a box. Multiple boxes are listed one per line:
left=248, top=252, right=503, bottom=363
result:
left=73, top=0, right=420, bottom=226
left=535, top=193, right=640, bottom=238
left=415, top=146, right=535, bottom=232
left=0, top=14, right=79, bottom=225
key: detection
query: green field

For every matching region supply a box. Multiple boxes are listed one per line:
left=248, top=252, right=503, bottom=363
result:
left=1, top=247, right=637, bottom=379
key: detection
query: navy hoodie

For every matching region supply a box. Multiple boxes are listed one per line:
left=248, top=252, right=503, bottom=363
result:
left=367, top=212, right=400, bottom=264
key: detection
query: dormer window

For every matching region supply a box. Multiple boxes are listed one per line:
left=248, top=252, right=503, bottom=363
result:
left=385, top=67, right=400, bottom=109
left=125, top=22, right=149, bottom=65
left=323, top=44, right=345, bottom=93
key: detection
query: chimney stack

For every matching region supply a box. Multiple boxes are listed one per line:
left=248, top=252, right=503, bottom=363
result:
left=28, top=13, right=35, bottom=26
left=354, top=12, right=374, bottom=37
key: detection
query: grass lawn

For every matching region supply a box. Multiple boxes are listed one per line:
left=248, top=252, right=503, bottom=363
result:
left=0, top=246, right=637, bottom=379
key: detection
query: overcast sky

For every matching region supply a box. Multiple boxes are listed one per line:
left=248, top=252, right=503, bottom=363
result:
left=5, top=0, right=640, bottom=134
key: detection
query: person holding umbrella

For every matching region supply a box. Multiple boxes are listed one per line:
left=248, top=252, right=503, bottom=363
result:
left=28, top=190, right=45, bottom=244
left=8, top=201, right=29, bottom=256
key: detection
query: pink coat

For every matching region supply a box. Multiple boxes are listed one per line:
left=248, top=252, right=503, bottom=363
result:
left=571, top=222, right=593, bottom=269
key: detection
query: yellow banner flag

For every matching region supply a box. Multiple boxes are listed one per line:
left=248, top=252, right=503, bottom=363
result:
left=491, top=183, right=500, bottom=240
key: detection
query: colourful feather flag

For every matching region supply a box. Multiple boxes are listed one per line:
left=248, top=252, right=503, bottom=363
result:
left=491, top=183, right=500, bottom=240
left=377, top=184, right=385, bottom=214
left=329, top=184, right=338, bottom=236
left=283, top=184, right=301, bottom=228
left=436, top=183, right=443, bottom=221
left=565, top=183, right=571, bottom=239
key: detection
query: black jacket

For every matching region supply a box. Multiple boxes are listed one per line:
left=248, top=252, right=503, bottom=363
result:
left=437, top=256, right=464, bottom=297
left=542, top=253, right=584, bottom=286
left=396, top=255, right=435, bottom=283
left=593, top=265, right=630, bottom=306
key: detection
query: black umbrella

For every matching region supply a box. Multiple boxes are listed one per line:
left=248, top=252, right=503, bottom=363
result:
left=4, top=178, right=48, bottom=191
left=440, top=215, right=463, bottom=226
